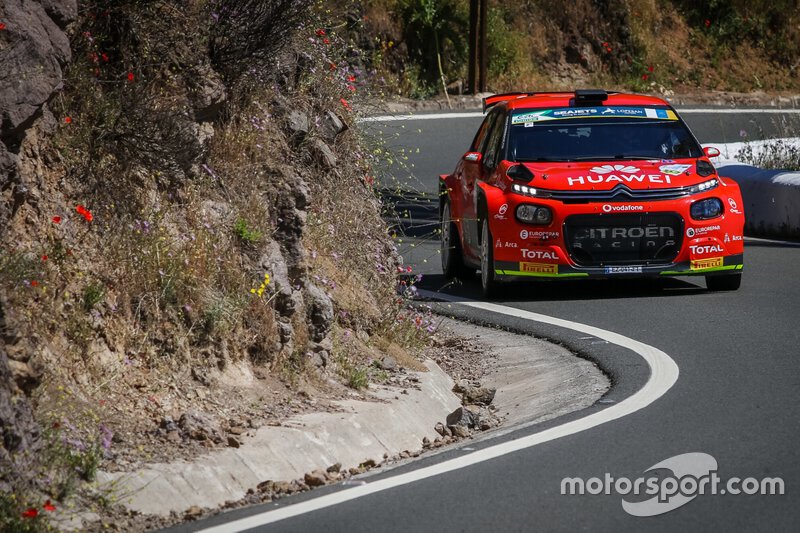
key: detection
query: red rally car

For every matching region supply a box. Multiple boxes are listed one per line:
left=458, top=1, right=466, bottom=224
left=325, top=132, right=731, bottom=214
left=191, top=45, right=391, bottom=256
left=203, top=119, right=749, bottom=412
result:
left=439, top=90, right=744, bottom=297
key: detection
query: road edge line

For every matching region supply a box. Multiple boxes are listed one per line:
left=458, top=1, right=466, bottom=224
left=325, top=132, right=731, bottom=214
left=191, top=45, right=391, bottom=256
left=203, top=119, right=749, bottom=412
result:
left=196, top=300, right=679, bottom=533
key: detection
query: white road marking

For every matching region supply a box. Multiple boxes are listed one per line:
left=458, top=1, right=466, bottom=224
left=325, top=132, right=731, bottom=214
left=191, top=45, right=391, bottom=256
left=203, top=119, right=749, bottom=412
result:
left=360, top=108, right=800, bottom=123
left=678, top=109, right=800, bottom=114
left=744, top=236, right=800, bottom=247
left=359, top=112, right=484, bottom=122
left=197, top=299, right=679, bottom=533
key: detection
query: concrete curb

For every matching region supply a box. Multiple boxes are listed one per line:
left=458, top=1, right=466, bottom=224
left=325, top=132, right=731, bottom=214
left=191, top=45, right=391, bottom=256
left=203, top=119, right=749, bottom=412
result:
left=704, top=140, right=800, bottom=238
left=97, top=360, right=461, bottom=516
left=94, top=318, right=609, bottom=520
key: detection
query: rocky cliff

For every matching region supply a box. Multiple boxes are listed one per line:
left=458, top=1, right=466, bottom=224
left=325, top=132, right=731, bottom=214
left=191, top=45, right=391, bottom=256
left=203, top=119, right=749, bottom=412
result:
left=0, top=1, right=421, bottom=522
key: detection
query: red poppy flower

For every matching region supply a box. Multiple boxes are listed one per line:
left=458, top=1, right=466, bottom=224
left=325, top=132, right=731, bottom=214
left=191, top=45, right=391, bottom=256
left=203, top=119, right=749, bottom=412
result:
left=76, top=205, right=93, bottom=222
left=647, top=65, right=654, bottom=72
left=323, top=38, right=330, bottom=45
left=127, top=72, right=135, bottom=82
left=0, top=23, right=6, bottom=31
left=347, top=85, right=356, bottom=92
left=642, top=74, right=649, bottom=81
left=329, top=62, right=337, bottom=71
left=704, top=19, right=711, bottom=27
left=316, top=29, right=326, bottom=36
left=101, top=53, right=109, bottom=62
left=42, top=255, right=48, bottom=262
left=30, top=281, right=39, bottom=287
left=64, top=117, right=72, bottom=124
left=52, top=216, right=62, bottom=224
left=21, top=508, right=38, bottom=519
left=340, top=98, right=351, bottom=110
left=43, top=501, right=56, bottom=512
left=347, top=75, right=356, bottom=82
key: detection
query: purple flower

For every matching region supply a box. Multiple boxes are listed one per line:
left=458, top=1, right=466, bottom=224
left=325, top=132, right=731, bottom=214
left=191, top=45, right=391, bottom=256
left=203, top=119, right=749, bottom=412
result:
left=100, top=425, right=113, bottom=450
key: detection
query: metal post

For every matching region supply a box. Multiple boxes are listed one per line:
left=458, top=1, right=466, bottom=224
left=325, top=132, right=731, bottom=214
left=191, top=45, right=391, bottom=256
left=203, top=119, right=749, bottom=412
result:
left=468, top=0, right=478, bottom=95
left=478, top=0, right=488, bottom=93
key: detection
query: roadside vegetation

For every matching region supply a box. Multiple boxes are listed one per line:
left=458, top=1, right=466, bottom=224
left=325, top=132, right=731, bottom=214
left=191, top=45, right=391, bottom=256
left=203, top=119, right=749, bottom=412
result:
left=0, top=0, right=434, bottom=528
left=335, top=0, right=800, bottom=98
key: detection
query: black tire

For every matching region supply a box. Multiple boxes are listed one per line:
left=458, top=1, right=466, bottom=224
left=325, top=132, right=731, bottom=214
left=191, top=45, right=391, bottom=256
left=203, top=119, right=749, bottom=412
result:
left=706, top=273, right=742, bottom=291
left=480, top=218, right=499, bottom=298
left=441, top=202, right=473, bottom=280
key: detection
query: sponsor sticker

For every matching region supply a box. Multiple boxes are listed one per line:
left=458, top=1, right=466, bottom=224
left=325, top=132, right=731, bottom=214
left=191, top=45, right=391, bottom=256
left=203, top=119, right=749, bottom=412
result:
left=521, top=248, right=559, bottom=261
left=520, top=229, right=560, bottom=240
left=603, top=204, right=645, bottom=213
left=494, top=203, right=509, bottom=220
left=659, top=164, right=692, bottom=176
left=690, top=244, right=724, bottom=256
left=691, top=257, right=723, bottom=270
left=520, top=262, right=558, bottom=274
left=604, top=266, right=643, bottom=274
left=686, top=225, right=720, bottom=238
left=592, top=164, right=641, bottom=174
left=512, top=111, right=550, bottom=124
left=567, top=171, right=672, bottom=186
left=728, top=198, right=742, bottom=214
left=512, top=107, right=678, bottom=125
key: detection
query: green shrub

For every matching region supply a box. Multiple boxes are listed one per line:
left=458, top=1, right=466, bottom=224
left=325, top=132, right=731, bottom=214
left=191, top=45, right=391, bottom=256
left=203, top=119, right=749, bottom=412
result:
left=234, top=218, right=263, bottom=244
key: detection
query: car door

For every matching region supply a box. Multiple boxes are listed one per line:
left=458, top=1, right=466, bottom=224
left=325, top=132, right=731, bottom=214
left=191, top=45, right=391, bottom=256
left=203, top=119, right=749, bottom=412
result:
left=460, top=108, right=505, bottom=257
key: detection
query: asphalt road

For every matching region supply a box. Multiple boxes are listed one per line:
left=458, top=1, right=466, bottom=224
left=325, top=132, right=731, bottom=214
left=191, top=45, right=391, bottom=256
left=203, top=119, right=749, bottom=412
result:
left=175, top=108, right=800, bottom=532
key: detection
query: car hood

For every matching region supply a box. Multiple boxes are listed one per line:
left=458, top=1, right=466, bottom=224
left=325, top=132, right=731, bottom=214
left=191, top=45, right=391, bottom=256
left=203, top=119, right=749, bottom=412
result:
left=521, top=159, right=706, bottom=191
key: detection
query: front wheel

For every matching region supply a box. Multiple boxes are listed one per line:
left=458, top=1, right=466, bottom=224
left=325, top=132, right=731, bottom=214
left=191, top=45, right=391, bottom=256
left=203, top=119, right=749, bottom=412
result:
left=706, top=273, right=741, bottom=291
left=480, top=218, right=499, bottom=298
left=441, top=202, right=474, bottom=280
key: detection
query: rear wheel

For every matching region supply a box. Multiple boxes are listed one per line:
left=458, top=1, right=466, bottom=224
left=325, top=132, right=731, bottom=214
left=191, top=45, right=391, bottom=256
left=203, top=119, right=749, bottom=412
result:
left=706, top=273, right=741, bottom=291
left=441, top=202, right=473, bottom=280
left=480, top=218, right=499, bottom=298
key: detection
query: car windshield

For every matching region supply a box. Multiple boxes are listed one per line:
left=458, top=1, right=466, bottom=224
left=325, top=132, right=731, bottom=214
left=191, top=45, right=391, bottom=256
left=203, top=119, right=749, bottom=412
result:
left=508, top=107, right=703, bottom=162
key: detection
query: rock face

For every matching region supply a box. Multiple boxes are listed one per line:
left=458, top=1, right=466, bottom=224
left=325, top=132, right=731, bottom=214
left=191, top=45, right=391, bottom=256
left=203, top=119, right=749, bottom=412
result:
left=0, top=1, right=75, bottom=489
left=0, top=297, right=42, bottom=491
left=305, top=283, right=334, bottom=343
left=0, top=0, right=75, bottom=144
left=1, top=0, right=76, bottom=235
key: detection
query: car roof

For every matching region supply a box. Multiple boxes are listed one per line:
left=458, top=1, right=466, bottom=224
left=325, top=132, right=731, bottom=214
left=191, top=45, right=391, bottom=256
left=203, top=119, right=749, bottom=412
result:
left=500, top=92, right=670, bottom=111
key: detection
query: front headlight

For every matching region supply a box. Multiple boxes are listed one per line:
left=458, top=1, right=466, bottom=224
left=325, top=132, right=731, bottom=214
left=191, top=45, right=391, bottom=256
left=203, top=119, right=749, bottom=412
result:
left=687, top=178, right=719, bottom=194
left=516, top=204, right=553, bottom=225
left=511, top=183, right=552, bottom=198
left=690, top=198, right=723, bottom=220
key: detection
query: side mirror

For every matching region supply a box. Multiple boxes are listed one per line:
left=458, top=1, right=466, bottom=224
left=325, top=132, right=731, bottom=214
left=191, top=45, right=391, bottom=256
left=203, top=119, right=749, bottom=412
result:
left=703, top=146, right=721, bottom=158
left=464, top=152, right=482, bottom=163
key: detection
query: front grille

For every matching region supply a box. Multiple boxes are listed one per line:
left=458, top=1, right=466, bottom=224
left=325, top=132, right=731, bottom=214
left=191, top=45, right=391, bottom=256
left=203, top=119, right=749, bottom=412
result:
left=564, top=213, right=683, bottom=266
left=543, top=184, right=693, bottom=203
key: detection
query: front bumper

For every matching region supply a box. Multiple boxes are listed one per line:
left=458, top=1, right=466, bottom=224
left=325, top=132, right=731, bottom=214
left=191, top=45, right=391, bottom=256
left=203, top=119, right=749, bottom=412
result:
left=488, top=188, right=745, bottom=281
left=494, top=254, right=744, bottom=280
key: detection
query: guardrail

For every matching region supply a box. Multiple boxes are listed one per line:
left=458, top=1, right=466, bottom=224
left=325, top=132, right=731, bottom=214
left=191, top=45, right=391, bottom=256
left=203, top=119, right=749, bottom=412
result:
left=705, top=141, right=800, bottom=239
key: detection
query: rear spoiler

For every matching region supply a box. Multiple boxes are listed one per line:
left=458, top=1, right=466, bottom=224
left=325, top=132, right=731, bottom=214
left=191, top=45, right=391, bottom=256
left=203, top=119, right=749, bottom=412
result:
left=482, top=89, right=617, bottom=112
left=482, top=93, right=533, bottom=112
